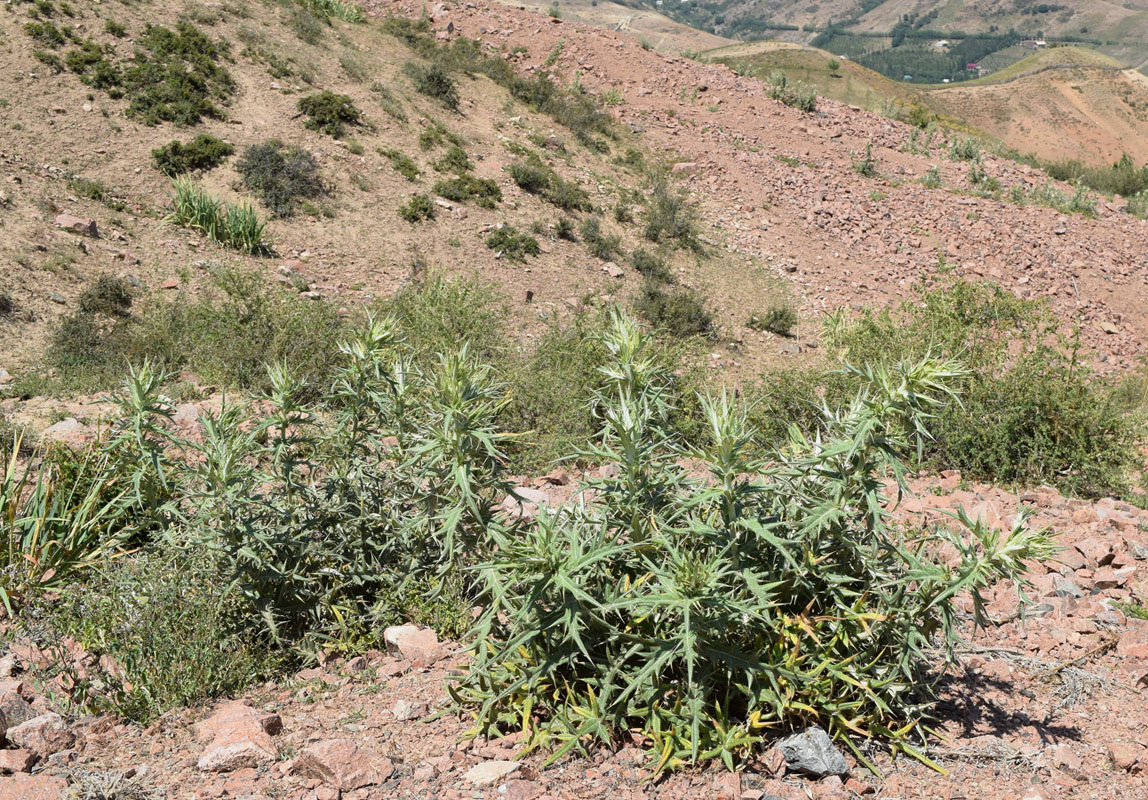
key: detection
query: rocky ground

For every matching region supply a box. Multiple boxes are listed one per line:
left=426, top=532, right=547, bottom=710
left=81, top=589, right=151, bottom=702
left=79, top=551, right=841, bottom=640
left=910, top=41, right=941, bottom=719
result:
left=1, top=471, right=1147, bottom=800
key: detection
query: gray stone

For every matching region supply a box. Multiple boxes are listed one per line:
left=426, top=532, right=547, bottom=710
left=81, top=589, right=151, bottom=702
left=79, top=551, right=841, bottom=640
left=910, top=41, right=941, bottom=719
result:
left=774, top=726, right=848, bottom=777
left=464, top=760, right=520, bottom=785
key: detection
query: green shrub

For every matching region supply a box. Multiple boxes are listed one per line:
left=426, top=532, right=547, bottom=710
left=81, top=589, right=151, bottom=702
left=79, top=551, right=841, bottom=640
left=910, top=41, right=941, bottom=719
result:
left=298, top=0, right=364, bottom=22
left=748, top=304, right=797, bottom=336
left=765, top=70, right=817, bottom=112
left=65, top=23, right=236, bottom=126
left=433, top=144, right=473, bottom=174
left=236, top=141, right=326, bottom=218
left=298, top=91, right=364, bottom=138
left=555, top=217, right=577, bottom=241
left=486, top=225, right=541, bottom=261
left=433, top=174, right=502, bottom=208
left=635, top=280, right=713, bottom=338
left=152, top=135, right=235, bottom=176
left=104, top=19, right=127, bottom=37
left=851, top=142, right=878, bottom=177
left=405, top=61, right=460, bottom=111
left=0, top=290, right=14, bottom=317
left=167, top=177, right=271, bottom=255
left=68, top=176, right=126, bottom=211
left=399, top=193, right=436, bottom=223
left=630, top=248, right=673, bottom=283
left=381, top=275, right=507, bottom=366
left=44, top=269, right=345, bottom=393
left=509, top=160, right=552, bottom=194
left=949, top=137, right=981, bottom=162
left=643, top=176, right=703, bottom=252
left=455, top=311, right=1054, bottom=773
left=381, top=148, right=420, bottom=181
left=921, top=164, right=942, bottom=189
left=1128, top=190, right=1148, bottom=220
left=79, top=276, right=132, bottom=317
left=580, top=216, right=621, bottom=261
left=38, top=550, right=273, bottom=722
left=24, top=21, right=69, bottom=47
left=783, top=281, right=1139, bottom=495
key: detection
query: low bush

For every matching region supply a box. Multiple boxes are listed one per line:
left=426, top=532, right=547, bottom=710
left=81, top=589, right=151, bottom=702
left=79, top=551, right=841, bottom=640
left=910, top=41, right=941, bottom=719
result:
left=748, top=304, right=797, bottom=336
left=580, top=216, right=621, bottom=261
left=555, top=217, right=577, bottom=241
left=236, top=141, right=326, bottom=218
left=78, top=276, right=132, bottom=317
left=405, top=61, right=460, bottom=111
left=399, top=193, right=436, bottom=223
left=630, top=248, right=673, bottom=283
left=765, top=70, right=817, bottom=112
left=381, top=148, right=421, bottom=181
left=152, top=135, right=235, bottom=176
left=433, top=144, right=473, bottom=175
left=298, top=0, right=365, bottom=23
left=949, top=137, right=981, bottom=162
left=167, top=177, right=270, bottom=254
left=433, top=174, right=501, bottom=208
left=510, top=159, right=591, bottom=212
left=44, top=268, right=346, bottom=393
left=851, top=142, right=878, bottom=177
left=486, top=225, right=541, bottom=261
left=379, top=275, right=507, bottom=366
left=509, top=160, right=552, bottom=194
left=753, top=281, right=1138, bottom=495
left=67, top=176, right=126, bottom=211
left=65, top=23, right=236, bottom=126
left=298, top=91, right=364, bottom=138
left=635, top=280, right=713, bottom=338
left=643, top=176, right=703, bottom=253
left=39, top=550, right=273, bottom=722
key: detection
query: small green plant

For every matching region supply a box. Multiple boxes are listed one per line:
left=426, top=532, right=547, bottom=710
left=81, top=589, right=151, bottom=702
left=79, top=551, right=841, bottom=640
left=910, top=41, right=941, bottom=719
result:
left=509, top=160, right=552, bottom=194
left=635, top=280, right=713, bottom=338
left=68, top=176, right=126, bottom=211
left=236, top=141, right=326, bottom=218
left=765, top=71, right=816, bottom=112
left=298, top=0, right=364, bottom=22
left=580, top=216, right=621, bottom=261
left=433, top=174, right=502, bottom=208
left=486, top=225, right=540, bottom=261
left=968, top=158, right=999, bottom=192
left=167, top=177, right=270, bottom=255
left=152, top=135, right=235, bottom=176
left=949, top=137, right=981, bottom=162
left=399, top=194, right=436, bottom=223
left=748, top=304, right=797, bottom=337
left=297, top=91, right=364, bottom=138
left=1127, top=190, right=1148, bottom=220
left=371, top=82, right=407, bottom=122
left=433, top=144, right=473, bottom=175
left=104, top=19, right=128, bottom=37
left=852, top=142, right=878, bottom=177
left=547, top=3, right=561, bottom=18
left=630, top=248, right=673, bottom=283
left=921, top=164, right=942, bottom=189
left=555, top=217, right=577, bottom=241
left=381, top=148, right=420, bottom=181
left=66, top=23, right=237, bottom=126
left=643, top=176, right=703, bottom=253
left=79, top=276, right=132, bottom=317
left=405, top=61, right=460, bottom=111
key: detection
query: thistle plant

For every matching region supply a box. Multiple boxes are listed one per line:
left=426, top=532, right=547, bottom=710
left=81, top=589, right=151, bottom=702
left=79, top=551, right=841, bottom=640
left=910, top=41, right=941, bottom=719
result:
left=455, top=311, right=1055, bottom=774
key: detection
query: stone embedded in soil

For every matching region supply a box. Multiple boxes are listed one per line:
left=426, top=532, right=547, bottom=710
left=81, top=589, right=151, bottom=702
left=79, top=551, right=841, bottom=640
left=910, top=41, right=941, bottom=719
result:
left=0, top=748, right=37, bottom=774
left=383, top=624, right=442, bottom=665
left=54, top=213, right=98, bottom=237
left=194, top=701, right=281, bottom=773
left=775, top=726, right=849, bottom=777
left=464, top=759, right=521, bottom=785
left=0, top=773, right=68, bottom=800
left=5, top=712, right=75, bottom=758
left=292, top=739, right=393, bottom=790
left=503, top=779, right=544, bottom=800
left=392, top=698, right=429, bottom=721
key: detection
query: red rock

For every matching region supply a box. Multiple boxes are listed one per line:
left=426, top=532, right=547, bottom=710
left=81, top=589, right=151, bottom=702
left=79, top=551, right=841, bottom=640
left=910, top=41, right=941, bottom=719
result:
left=55, top=213, right=98, bottom=237
left=1110, top=742, right=1141, bottom=771
left=293, top=740, right=393, bottom=790
left=0, top=748, right=37, bottom=773
left=383, top=625, right=442, bottom=666
left=503, top=779, right=544, bottom=800
left=713, top=771, right=740, bottom=800
left=198, top=737, right=277, bottom=773
left=192, top=701, right=282, bottom=744
left=0, top=773, right=68, bottom=799
left=6, top=712, right=75, bottom=757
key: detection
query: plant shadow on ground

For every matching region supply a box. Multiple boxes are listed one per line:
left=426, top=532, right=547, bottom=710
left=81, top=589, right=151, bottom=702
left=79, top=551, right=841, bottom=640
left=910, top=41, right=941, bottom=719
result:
left=931, top=669, right=1083, bottom=745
